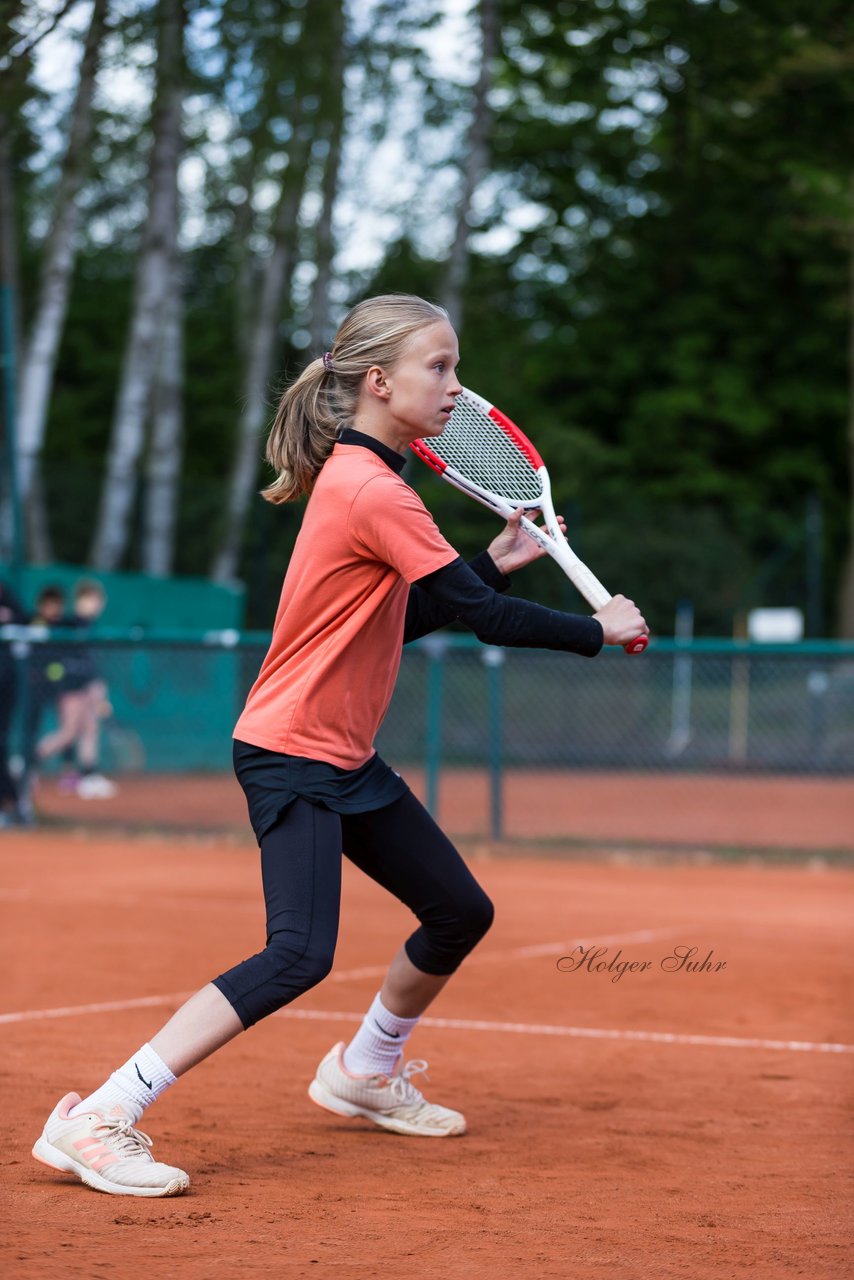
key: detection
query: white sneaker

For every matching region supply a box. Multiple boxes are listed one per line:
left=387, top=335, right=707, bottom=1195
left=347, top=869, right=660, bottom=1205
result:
left=75, top=774, right=118, bottom=799
left=32, top=1093, right=189, bottom=1197
left=308, top=1042, right=466, bottom=1137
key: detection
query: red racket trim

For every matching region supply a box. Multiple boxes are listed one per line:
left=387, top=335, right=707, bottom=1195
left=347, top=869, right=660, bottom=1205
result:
left=410, top=440, right=447, bottom=474
left=486, top=404, right=544, bottom=470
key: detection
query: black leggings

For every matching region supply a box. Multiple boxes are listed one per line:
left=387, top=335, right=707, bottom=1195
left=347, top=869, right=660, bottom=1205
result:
left=212, top=790, right=494, bottom=1029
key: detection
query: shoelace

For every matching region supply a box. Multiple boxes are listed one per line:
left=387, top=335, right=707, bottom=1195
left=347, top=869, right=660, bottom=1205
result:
left=388, top=1058, right=430, bottom=1104
left=94, top=1115, right=154, bottom=1160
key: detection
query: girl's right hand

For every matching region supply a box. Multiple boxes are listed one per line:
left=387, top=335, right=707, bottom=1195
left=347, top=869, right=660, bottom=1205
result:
left=593, top=595, right=649, bottom=646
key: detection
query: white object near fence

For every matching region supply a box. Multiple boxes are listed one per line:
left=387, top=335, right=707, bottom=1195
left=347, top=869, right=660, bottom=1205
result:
left=748, top=608, right=804, bottom=644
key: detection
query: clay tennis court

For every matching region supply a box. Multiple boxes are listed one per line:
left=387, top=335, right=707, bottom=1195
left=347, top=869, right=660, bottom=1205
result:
left=2, top=771, right=853, bottom=1278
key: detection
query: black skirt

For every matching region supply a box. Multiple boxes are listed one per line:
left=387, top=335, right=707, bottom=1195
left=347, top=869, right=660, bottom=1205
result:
left=232, top=738, right=410, bottom=843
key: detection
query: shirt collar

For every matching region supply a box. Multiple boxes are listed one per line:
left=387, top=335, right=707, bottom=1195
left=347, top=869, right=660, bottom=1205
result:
left=338, top=427, right=407, bottom=475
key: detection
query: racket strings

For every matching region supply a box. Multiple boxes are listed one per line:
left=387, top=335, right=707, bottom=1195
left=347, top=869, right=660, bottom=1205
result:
left=430, top=397, right=544, bottom=504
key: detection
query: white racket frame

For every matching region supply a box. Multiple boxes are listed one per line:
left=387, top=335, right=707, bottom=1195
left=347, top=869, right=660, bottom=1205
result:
left=411, top=387, right=648, bottom=653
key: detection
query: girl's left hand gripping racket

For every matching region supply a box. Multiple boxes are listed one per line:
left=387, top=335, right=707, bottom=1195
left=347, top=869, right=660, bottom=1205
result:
left=411, top=388, right=648, bottom=655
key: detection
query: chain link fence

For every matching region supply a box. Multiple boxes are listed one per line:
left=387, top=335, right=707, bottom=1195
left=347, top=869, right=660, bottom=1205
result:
left=381, top=637, right=854, bottom=774
left=2, top=627, right=852, bottom=830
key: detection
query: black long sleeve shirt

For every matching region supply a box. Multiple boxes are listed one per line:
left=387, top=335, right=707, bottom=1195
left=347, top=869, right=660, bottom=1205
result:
left=337, top=426, right=604, bottom=659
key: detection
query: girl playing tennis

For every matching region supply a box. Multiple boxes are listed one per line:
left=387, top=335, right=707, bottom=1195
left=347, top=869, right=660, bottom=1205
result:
left=33, top=294, right=647, bottom=1196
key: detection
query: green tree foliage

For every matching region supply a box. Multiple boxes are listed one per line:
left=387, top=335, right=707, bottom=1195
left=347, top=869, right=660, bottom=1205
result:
left=450, top=0, right=851, bottom=632
left=7, top=0, right=850, bottom=632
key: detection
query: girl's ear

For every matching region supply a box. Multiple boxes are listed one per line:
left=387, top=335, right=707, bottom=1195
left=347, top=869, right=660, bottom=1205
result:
left=364, top=365, right=391, bottom=400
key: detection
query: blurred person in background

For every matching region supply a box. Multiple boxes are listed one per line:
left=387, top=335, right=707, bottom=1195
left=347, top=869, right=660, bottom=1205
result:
left=33, top=579, right=118, bottom=800
left=0, top=579, right=29, bottom=827
left=23, top=584, right=71, bottom=793
left=22, top=583, right=73, bottom=803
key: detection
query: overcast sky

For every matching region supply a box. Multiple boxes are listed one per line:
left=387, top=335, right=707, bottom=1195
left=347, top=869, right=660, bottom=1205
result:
left=25, top=0, right=489, bottom=276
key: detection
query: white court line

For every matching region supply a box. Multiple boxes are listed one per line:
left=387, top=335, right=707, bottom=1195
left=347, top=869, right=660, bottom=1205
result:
left=278, top=1009, right=853, bottom=1054
left=401, top=1015, right=854, bottom=1055
left=484, top=928, right=675, bottom=962
left=0, top=932, right=671, bottom=1019
left=326, top=928, right=678, bottom=982
left=1, top=932, right=669, bottom=1025
left=2, top=931, right=670, bottom=1024
left=0, top=994, right=192, bottom=1025
left=4, top=927, right=849, bottom=1054
left=1, top=996, right=849, bottom=1053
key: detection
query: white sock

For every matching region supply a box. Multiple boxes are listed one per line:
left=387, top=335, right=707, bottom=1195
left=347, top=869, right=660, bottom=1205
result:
left=343, top=992, right=421, bottom=1076
left=69, top=1044, right=177, bottom=1124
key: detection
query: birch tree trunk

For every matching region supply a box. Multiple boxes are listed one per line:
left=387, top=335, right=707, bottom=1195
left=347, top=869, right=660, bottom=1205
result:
left=25, top=473, right=52, bottom=564
left=89, top=0, right=184, bottom=570
left=0, top=124, right=22, bottom=388
left=16, top=0, right=109, bottom=535
left=232, top=148, right=259, bottom=371
left=441, top=0, right=498, bottom=332
left=0, top=117, right=22, bottom=564
left=210, top=0, right=348, bottom=583
left=141, top=256, right=184, bottom=575
left=209, top=133, right=312, bottom=583
left=0, top=1, right=29, bottom=564
left=308, top=4, right=346, bottom=352
left=307, top=123, right=344, bottom=353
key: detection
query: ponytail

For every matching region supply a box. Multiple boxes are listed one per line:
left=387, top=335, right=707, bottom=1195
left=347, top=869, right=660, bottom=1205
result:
left=261, top=359, right=337, bottom=504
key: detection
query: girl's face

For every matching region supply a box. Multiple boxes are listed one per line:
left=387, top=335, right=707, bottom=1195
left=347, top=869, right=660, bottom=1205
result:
left=371, top=320, right=463, bottom=449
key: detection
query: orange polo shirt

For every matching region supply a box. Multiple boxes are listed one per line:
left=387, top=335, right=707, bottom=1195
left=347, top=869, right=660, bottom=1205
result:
left=234, top=443, right=458, bottom=768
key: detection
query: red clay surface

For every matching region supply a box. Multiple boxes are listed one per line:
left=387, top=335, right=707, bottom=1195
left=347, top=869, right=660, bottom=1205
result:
left=31, top=767, right=854, bottom=852
left=2, top=822, right=852, bottom=1279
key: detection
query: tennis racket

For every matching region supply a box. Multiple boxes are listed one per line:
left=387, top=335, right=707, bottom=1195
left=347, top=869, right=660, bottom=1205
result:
left=411, top=388, right=648, bottom=655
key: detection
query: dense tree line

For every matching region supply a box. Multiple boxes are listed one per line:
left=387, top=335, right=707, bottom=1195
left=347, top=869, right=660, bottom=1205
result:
left=1, top=0, right=850, bottom=634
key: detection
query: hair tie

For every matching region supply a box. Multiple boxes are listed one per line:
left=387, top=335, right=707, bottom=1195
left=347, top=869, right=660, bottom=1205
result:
left=322, top=351, right=334, bottom=372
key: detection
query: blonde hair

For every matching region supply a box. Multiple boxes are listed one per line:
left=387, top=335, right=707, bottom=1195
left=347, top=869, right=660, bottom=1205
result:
left=262, top=293, right=449, bottom=504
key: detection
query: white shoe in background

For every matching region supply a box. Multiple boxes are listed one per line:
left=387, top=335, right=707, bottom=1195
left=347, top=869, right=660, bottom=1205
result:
left=76, top=774, right=119, bottom=799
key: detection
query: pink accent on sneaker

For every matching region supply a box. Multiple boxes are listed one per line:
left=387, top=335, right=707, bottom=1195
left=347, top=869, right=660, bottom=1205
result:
left=71, top=1136, right=118, bottom=1168
left=89, top=1151, right=119, bottom=1170
left=58, top=1093, right=82, bottom=1120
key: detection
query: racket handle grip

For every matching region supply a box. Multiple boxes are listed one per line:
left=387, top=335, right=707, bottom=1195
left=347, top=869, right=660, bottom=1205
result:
left=623, top=634, right=649, bottom=655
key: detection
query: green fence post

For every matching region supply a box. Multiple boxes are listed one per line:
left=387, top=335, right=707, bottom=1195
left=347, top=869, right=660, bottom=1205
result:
left=666, top=600, right=694, bottom=758
left=728, top=615, right=751, bottom=765
left=807, top=666, right=829, bottom=766
left=482, top=645, right=504, bottom=839
left=6, top=624, right=34, bottom=809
